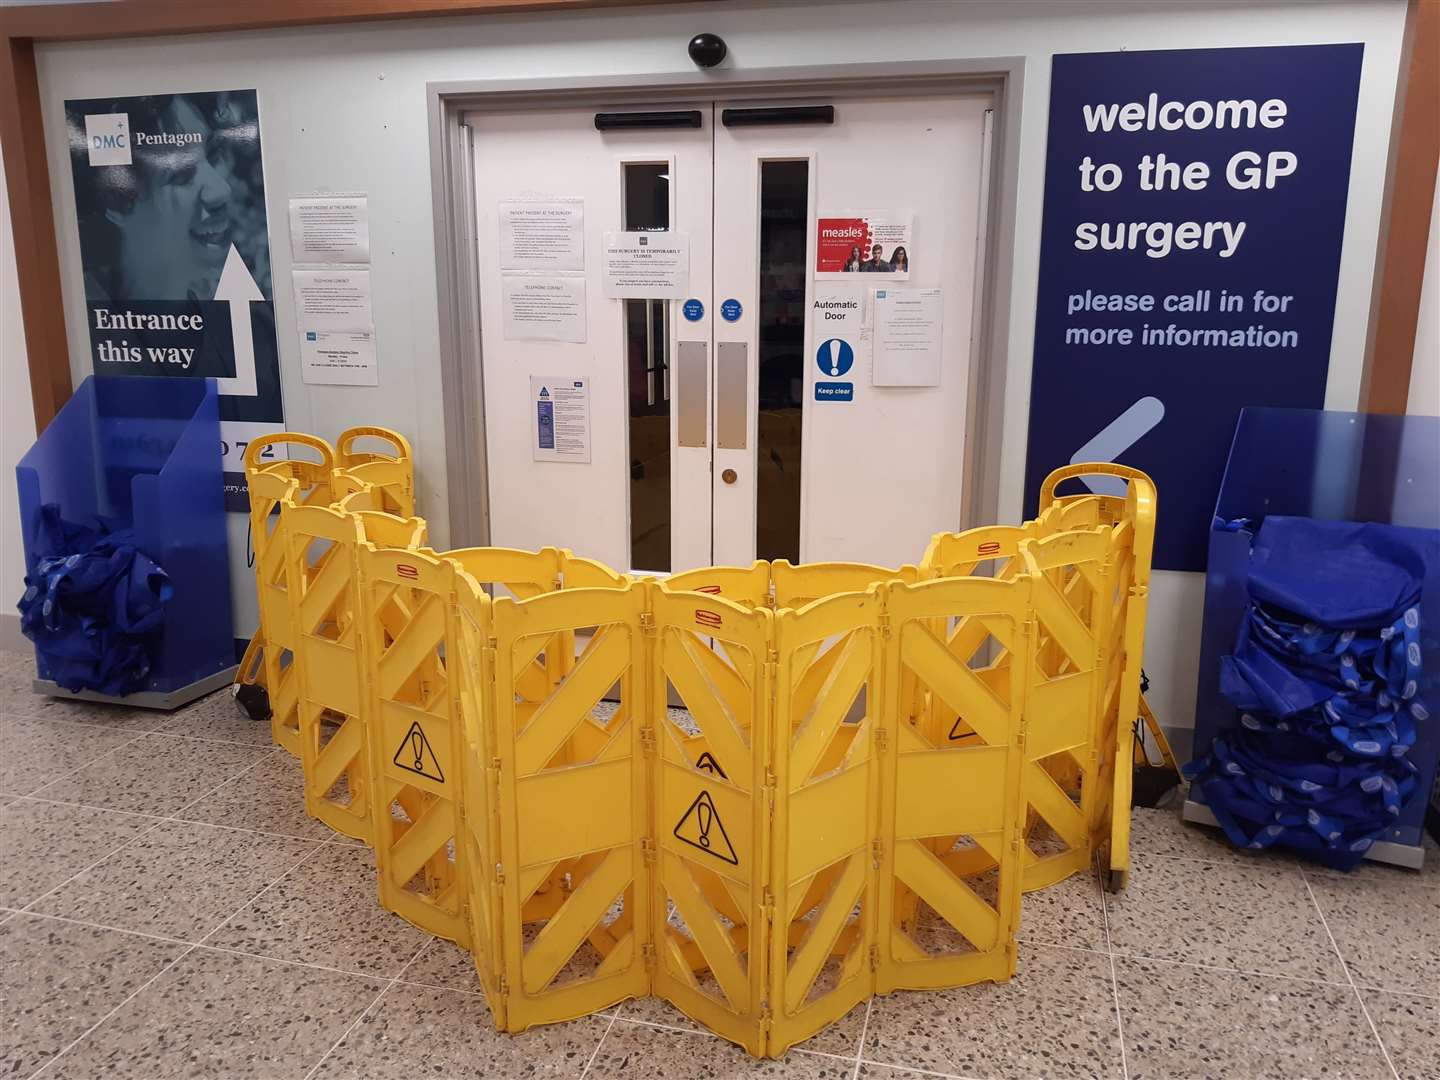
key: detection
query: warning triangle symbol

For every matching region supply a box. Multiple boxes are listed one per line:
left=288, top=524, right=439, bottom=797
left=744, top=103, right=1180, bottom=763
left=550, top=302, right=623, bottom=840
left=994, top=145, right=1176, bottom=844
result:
left=694, top=751, right=728, bottom=780
left=947, top=715, right=969, bottom=741
left=393, top=720, right=445, bottom=783
left=672, top=790, right=738, bottom=865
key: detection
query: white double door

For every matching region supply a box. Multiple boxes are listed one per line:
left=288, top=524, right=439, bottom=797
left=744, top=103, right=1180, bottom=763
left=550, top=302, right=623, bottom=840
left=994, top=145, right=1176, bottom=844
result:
left=470, top=92, right=989, bottom=574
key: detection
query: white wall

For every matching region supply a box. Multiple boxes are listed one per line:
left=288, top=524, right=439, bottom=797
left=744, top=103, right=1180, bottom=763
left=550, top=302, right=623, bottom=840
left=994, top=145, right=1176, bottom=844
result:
left=1, top=144, right=38, bottom=649
left=13, top=0, right=1412, bottom=729
left=1408, top=164, right=1440, bottom=416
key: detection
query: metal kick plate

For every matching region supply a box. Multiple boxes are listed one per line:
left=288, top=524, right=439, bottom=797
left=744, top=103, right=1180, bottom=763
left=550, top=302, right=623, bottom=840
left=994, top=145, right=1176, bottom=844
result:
left=716, top=341, right=747, bottom=450
left=677, top=341, right=707, bottom=448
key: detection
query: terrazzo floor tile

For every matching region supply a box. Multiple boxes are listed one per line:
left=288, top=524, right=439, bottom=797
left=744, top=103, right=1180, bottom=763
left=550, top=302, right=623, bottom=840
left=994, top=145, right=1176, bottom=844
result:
left=32, top=818, right=318, bottom=941
left=5, top=693, right=170, bottom=731
left=398, top=935, right=488, bottom=992
left=618, top=993, right=866, bottom=1058
left=1302, top=831, right=1440, bottom=889
left=1127, top=804, right=1296, bottom=868
left=863, top=943, right=1124, bottom=1078
left=1104, top=853, right=1348, bottom=983
left=39, top=944, right=382, bottom=1079
left=1306, top=871, right=1440, bottom=996
left=311, top=979, right=606, bottom=1079
left=0, top=911, right=186, bottom=1078
left=1114, top=955, right=1392, bottom=1080
left=1016, top=866, right=1108, bottom=949
left=155, top=689, right=277, bottom=746
left=206, top=842, right=429, bottom=976
left=171, top=746, right=339, bottom=841
left=0, top=717, right=142, bottom=796
left=36, top=732, right=270, bottom=815
left=587, top=1019, right=854, bottom=1079
left=0, top=797, right=156, bottom=908
left=1360, top=988, right=1440, bottom=1080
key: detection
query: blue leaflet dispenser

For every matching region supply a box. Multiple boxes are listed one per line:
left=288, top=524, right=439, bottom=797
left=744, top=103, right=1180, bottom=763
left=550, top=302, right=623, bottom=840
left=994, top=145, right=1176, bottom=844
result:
left=15, top=376, right=235, bottom=703
left=1188, top=408, right=1440, bottom=865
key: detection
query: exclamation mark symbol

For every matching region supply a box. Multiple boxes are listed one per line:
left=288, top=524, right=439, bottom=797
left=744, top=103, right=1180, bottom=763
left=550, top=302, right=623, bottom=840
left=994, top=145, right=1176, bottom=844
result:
left=410, top=729, right=425, bottom=773
left=696, top=798, right=713, bottom=849
left=828, top=339, right=842, bottom=376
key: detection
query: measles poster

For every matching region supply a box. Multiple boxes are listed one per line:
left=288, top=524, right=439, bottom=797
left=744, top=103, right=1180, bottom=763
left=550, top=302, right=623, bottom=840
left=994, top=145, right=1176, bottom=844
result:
left=815, top=211, right=912, bottom=278
left=1022, top=46, right=1362, bottom=571
left=66, top=89, right=285, bottom=644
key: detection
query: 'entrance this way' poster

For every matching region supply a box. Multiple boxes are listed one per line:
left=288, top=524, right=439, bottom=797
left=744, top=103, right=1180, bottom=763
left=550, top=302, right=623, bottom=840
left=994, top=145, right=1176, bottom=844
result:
left=66, top=89, right=285, bottom=643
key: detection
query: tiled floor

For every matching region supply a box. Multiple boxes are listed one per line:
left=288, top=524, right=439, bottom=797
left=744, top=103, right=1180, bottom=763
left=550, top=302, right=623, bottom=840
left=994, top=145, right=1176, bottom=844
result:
left=2, top=647, right=1436, bottom=1079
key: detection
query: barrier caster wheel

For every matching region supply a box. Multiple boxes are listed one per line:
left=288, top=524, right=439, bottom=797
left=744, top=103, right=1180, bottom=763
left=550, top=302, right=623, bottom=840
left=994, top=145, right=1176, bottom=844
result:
left=233, top=682, right=271, bottom=722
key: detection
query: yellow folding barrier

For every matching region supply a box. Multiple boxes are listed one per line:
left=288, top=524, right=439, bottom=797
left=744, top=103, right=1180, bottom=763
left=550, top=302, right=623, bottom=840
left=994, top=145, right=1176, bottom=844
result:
left=238, top=434, right=1156, bottom=1056
left=236, top=427, right=415, bottom=749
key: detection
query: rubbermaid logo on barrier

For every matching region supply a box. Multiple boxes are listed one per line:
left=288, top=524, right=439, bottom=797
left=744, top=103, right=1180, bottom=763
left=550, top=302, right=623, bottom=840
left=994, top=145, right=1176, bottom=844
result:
left=396, top=564, right=419, bottom=580
left=977, top=541, right=1002, bottom=556
left=695, top=609, right=723, bottom=628
left=85, top=113, right=131, bottom=166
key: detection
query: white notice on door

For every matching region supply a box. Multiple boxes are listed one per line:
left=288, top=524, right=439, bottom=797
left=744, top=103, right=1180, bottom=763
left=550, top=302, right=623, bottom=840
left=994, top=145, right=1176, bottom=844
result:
left=499, top=199, right=585, bottom=271
left=602, top=232, right=689, bottom=298
left=531, top=376, right=591, bottom=463
left=300, top=330, right=378, bottom=386
left=872, top=288, right=942, bottom=387
left=292, top=269, right=374, bottom=331
left=502, top=276, right=586, bottom=343
left=288, top=195, right=370, bottom=263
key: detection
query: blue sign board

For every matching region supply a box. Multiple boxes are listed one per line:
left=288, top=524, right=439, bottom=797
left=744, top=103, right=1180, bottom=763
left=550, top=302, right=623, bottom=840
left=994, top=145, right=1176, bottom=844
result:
left=815, top=382, right=854, bottom=402
left=1022, top=45, right=1363, bottom=571
left=721, top=298, right=743, bottom=322
left=682, top=298, right=704, bottom=322
left=816, top=338, right=855, bottom=379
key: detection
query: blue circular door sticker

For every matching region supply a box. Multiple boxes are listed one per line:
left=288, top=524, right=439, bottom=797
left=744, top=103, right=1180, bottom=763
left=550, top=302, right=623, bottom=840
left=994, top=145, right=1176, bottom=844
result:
left=682, top=298, right=704, bottom=322
left=721, top=298, right=743, bottom=322
left=816, top=338, right=855, bottom=378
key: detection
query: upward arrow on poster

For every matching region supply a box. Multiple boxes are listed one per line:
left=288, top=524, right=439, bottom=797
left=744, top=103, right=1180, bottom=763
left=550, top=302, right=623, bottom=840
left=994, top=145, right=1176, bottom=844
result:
left=214, top=244, right=262, bottom=398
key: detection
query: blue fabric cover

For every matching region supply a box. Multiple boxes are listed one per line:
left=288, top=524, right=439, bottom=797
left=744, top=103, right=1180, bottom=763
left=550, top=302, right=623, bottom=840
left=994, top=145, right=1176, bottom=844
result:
left=1187, top=516, right=1428, bottom=868
left=17, top=504, right=172, bottom=697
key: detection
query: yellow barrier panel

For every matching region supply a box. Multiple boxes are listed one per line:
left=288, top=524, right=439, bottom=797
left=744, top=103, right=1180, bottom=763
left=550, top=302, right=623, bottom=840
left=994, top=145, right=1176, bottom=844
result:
left=240, top=436, right=1156, bottom=1056
left=358, top=545, right=470, bottom=946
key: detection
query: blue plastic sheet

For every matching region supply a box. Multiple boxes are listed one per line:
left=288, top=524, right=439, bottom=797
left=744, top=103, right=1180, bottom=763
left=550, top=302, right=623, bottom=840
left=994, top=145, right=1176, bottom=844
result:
left=1187, top=516, right=1429, bottom=868
left=17, top=504, right=172, bottom=697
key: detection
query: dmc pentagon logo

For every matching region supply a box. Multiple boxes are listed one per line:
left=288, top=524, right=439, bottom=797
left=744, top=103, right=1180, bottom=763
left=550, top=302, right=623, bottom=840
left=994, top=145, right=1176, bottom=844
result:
left=85, top=113, right=132, bottom=166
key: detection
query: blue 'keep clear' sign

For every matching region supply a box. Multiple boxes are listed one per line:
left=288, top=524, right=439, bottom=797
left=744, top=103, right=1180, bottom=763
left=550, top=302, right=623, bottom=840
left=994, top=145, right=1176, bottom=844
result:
left=1022, top=45, right=1363, bottom=571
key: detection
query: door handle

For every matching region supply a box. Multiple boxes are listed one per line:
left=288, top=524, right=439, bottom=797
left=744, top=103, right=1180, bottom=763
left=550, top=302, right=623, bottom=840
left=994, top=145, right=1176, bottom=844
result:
left=721, top=468, right=738, bottom=485
left=676, top=341, right=707, bottom=448
left=716, top=341, right=747, bottom=450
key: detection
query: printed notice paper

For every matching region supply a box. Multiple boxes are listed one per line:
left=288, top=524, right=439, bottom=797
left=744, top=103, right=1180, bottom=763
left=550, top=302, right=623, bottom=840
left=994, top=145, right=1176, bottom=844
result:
left=500, top=199, right=585, bottom=271
left=872, top=288, right=942, bottom=387
left=602, top=232, right=690, bottom=298
left=503, top=276, right=587, bottom=343
left=292, top=269, right=373, bottom=331
left=301, top=330, right=378, bottom=386
left=289, top=195, right=370, bottom=263
left=531, top=376, right=591, bottom=463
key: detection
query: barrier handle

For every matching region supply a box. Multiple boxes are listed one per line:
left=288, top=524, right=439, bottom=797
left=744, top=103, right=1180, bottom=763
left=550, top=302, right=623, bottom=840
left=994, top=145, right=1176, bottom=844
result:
left=244, top=432, right=334, bottom=473
left=338, top=426, right=411, bottom=463
left=1038, top=461, right=1153, bottom=512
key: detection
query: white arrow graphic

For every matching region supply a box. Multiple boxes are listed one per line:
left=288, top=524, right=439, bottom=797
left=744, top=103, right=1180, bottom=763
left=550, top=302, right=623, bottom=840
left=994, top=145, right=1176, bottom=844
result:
left=214, top=243, right=262, bottom=398
left=1068, top=396, right=1165, bottom=496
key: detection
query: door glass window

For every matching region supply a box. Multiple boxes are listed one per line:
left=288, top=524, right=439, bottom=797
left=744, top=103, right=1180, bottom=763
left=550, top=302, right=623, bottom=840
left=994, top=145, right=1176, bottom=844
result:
left=623, top=162, right=672, bottom=572
left=755, top=160, right=808, bottom=563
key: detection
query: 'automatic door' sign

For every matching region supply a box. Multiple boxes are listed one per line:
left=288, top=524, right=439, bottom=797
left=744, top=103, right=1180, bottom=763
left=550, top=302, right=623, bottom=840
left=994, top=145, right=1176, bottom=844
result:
left=1023, top=46, right=1362, bottom=571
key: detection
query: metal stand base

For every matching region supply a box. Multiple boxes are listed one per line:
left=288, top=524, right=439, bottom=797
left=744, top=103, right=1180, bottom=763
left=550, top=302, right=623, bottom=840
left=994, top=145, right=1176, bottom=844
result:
left=32, top=665, right=238, bottom=713
left=1182, top=798, right=1427, bottom=871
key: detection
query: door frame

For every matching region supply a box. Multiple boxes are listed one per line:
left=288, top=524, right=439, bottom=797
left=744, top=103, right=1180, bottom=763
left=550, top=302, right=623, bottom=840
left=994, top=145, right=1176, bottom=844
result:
left=427, top=59, right=1026, bottom=552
